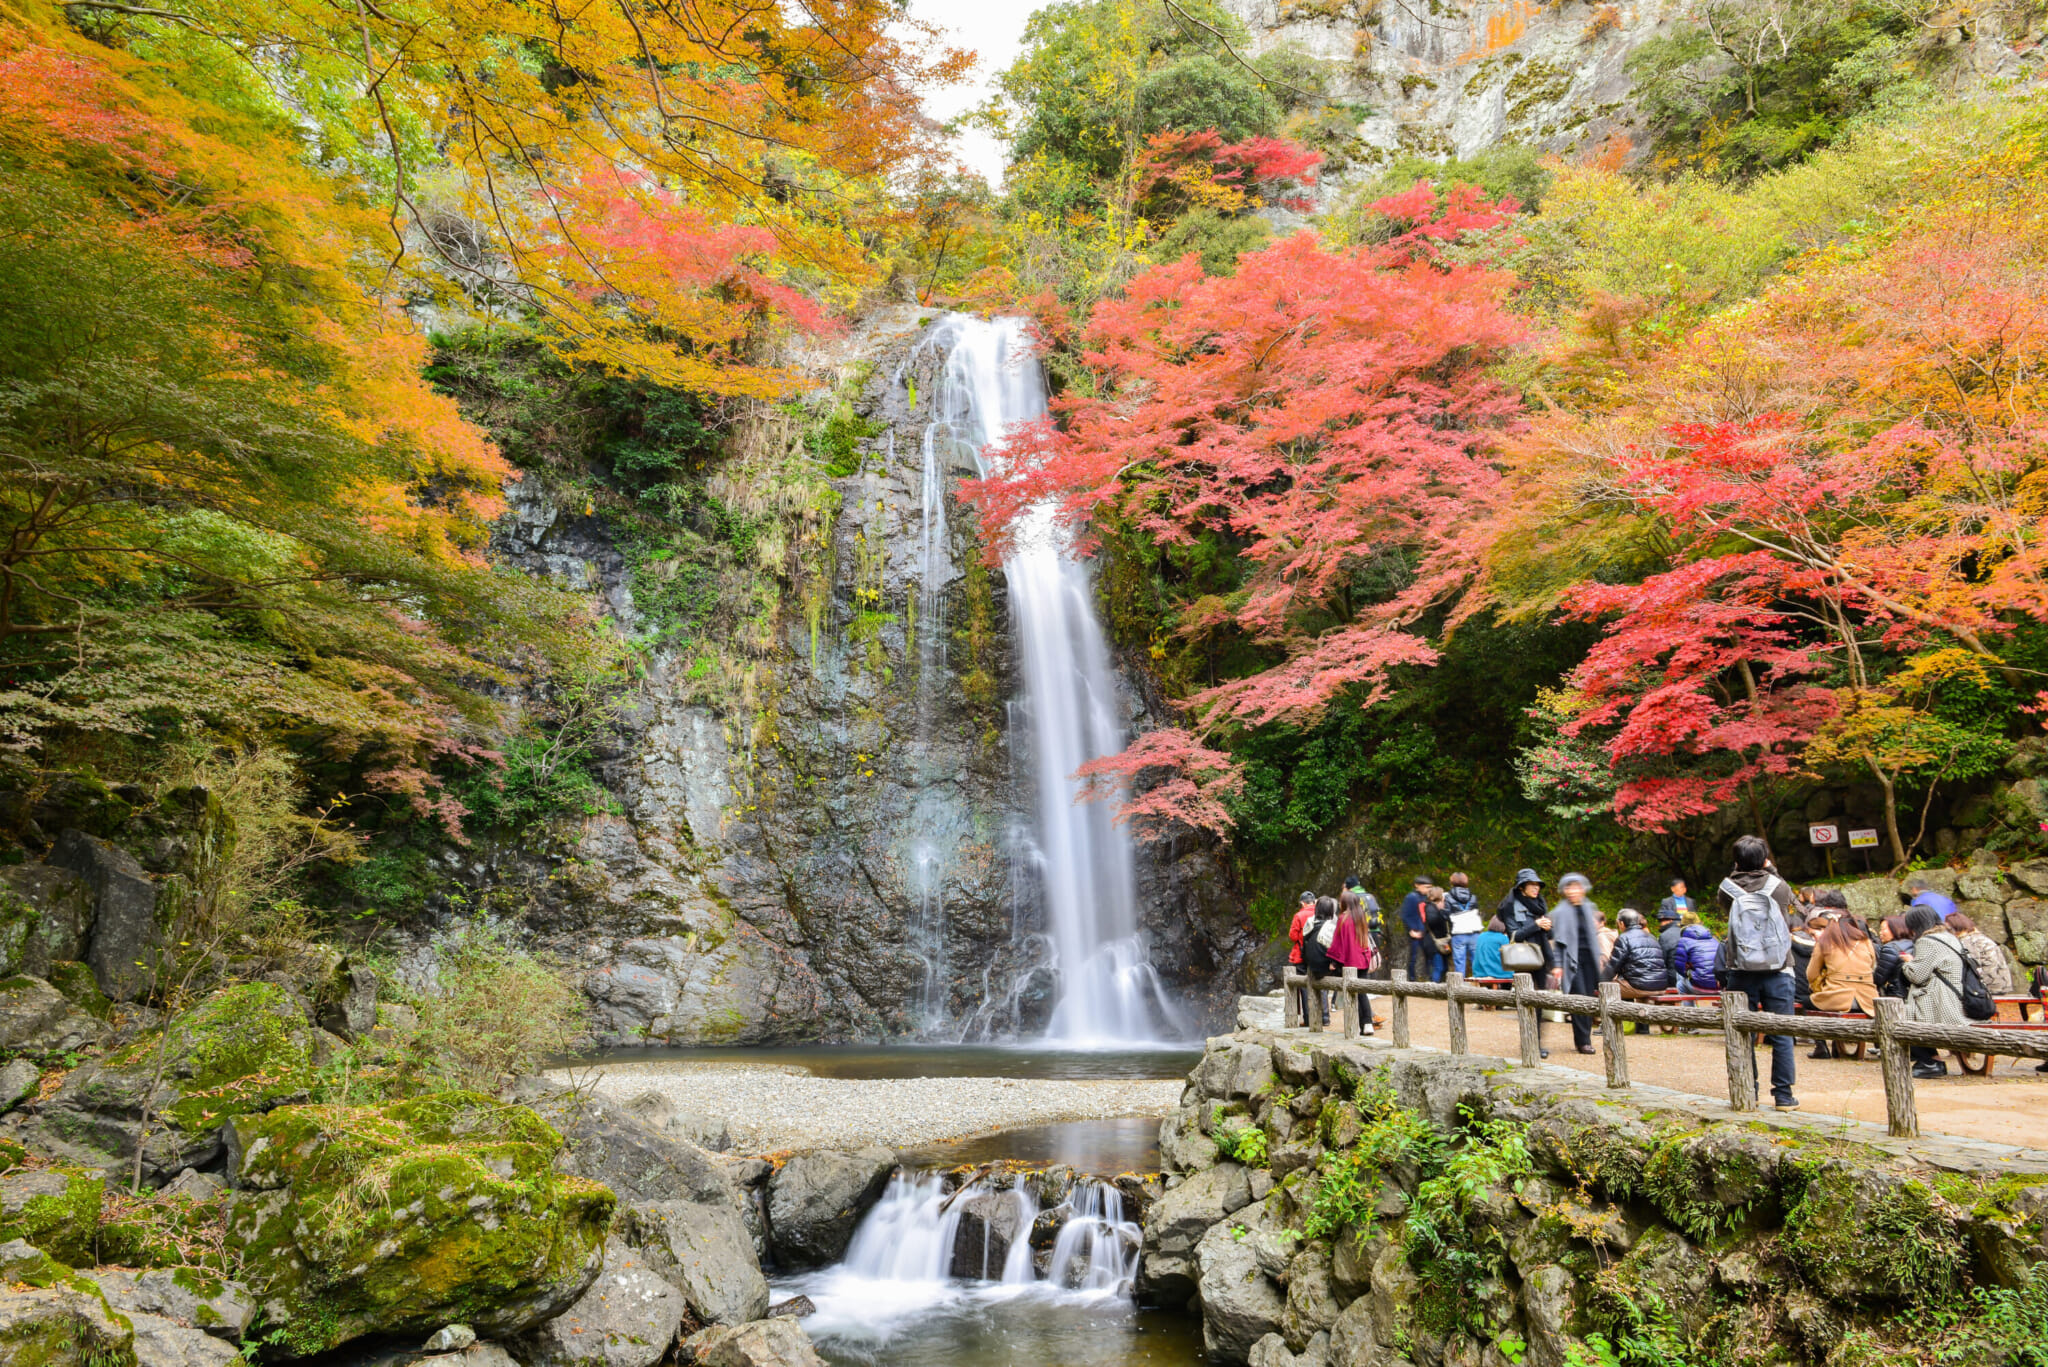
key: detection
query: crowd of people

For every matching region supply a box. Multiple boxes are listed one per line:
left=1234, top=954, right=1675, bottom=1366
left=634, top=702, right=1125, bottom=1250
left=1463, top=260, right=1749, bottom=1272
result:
left=1287, top=836, right=2044, bottom=1111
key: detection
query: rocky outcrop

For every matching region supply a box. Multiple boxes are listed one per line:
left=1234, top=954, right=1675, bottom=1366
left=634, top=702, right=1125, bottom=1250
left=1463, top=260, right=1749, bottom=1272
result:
left=1153, top=1008, right=2048, bottom=1366
left=50, top=830, right=164, bottom=1002
left=0, top=1281, right=138, bottom=1367
left=625, top=1200, right=769, bottom=1326
left=0, top=975, right=107, bottom=1058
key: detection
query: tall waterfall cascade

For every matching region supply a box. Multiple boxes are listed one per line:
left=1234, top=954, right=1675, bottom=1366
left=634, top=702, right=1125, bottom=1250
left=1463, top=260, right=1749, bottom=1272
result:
left=909, top=314, right=1185, bottom=1045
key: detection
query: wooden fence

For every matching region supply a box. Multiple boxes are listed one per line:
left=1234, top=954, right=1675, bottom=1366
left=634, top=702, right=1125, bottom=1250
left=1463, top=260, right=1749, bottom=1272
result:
left=1280, top=967, right=2048, bottom=1139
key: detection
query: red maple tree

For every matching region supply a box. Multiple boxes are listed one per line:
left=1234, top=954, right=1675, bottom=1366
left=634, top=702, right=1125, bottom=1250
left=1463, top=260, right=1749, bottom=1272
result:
left=964, top=187, right=1525, bottom=837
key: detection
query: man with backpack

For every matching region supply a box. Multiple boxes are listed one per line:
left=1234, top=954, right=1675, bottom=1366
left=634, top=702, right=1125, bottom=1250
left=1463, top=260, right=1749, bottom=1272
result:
left=1718, top=835, right=1800, bottom=1111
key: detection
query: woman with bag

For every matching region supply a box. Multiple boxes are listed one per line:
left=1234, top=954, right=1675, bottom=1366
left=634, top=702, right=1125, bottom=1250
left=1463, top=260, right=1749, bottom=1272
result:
left=1301, top=895, right=1344, bottom=1029
left=1901, top=905, right=1970, bottom=1079
left=1330, top=889, right=1378, bottom=1036
left=1495, top=869, right=1555, bottom=1058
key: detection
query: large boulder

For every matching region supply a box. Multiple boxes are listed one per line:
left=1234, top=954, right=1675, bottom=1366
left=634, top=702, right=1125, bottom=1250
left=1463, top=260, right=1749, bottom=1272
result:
left=0, top=1056, right=40, bottom=1112
left=947, top=1187, right=1032, bottom=1281
left=0, top=866, right=92, bottom=979
left=126, top=1310, right=240, bottom=1367
left=0, top=974, right=106, bottom=1057
left=0, top=1282, right=138, bottom=1367
left=316, top=965, right=379, bottom=1042
left=516, top=1237, right=689, bottom=1367
left=2006, top=898, right=2048, bottom=965
left=1159, top=1111, right=1220, bottom=1177
left=84, top=1267, right=255, bottom=1341
left=1281, top=1248, right=1343, bottom=1350
left=1139, top=1161, right=1251, bottom=1302
left=765, top=1148, right=894, bottom=1269
left=625, top=1199, right=770, bottom=1326
left=0, top=1167, right=105, bottom=1265
left=223, top=1092, right=614, bottom=1356
left=1200, top=1041, right=1275, bottom=1102
left=517, top=1086, right=745, bottom=1213
left=1195, top=1215, right=1286, bottom=1364
left=683, top=1316, right=826, bottom=1367
left=20, top=982, right=311, bottom=1181
left=1520, top=1265, right=1579, bottom=1367
left=49, top=830, right=162, bottom=1002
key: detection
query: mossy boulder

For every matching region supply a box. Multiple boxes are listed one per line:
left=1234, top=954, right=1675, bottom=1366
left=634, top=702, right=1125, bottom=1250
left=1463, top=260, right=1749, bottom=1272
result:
left=45, top=962, right=111, bottom=1021
left=0, top=867, right=91, bottom=980
left=0, top=1168, right=105, bottom=1266
left=0, top=1281, right=138, bottom=1367
left=19, top=982, right=312, bottom=1181
left=95, top=1184, right=237, bottom=1271
left=223, top=1091, right=614, bottom=1356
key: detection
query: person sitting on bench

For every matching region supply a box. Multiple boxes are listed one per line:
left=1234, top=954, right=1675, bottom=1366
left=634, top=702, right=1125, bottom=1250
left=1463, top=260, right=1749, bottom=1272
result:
left=1602, top=908, right=1673, bottom=1000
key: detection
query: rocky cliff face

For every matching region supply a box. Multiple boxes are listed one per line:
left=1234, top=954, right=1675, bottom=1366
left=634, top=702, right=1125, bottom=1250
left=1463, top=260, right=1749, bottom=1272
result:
left=466, top=309, right=1257, bottom=1045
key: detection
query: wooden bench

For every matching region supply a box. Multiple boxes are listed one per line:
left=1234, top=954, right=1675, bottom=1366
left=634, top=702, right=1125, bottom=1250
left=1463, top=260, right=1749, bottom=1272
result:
left=1645, top=992, right=1720, bottom=1033
left=1957, top=1019, right=2048, bottom=1075
left=1994, top=994, right=2046, bottom=1023
left=1796, top=1006, right=1870, bottom=1060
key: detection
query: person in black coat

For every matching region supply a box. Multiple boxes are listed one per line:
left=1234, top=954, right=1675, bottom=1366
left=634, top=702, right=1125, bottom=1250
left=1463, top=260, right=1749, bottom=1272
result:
left=1874, top=915, right=1913, bottom=1001
left=1495, top=868, right=1555, bottom=1058
left=1602, top=909, right=1673, bottom=996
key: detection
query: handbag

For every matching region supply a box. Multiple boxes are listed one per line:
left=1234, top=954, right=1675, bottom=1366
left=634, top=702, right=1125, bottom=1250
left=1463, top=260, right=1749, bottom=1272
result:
left=1501, top=942, right=1546, bottom=973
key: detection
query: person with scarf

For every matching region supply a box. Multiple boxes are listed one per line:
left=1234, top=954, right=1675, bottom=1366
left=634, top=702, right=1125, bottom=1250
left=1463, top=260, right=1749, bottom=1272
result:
left=1549, top=872, right=1603, bottom=1055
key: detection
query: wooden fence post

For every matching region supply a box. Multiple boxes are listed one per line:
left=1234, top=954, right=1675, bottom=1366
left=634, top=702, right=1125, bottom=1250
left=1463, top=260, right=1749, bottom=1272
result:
left=1284, top=970, right=1301, bottom=1029
left=1445, top=971, right=1468, bottom=1055
left=1512, top=972, right=1541, bottom=1067
left=1340, top=967, right=1361, bottom=1039
left=1873, top=997, right=1918, bottom=1139
left=1722, top=991, right=1758, bottom=1112
left=1389, top=970, right=1411, bottom=1048
left=1598, top=982, right=1628, bottom=1089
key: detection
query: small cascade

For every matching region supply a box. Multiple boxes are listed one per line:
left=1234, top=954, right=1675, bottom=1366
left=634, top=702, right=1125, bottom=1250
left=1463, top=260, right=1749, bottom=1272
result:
left=1043, top=1179, right=1140, bottom=1292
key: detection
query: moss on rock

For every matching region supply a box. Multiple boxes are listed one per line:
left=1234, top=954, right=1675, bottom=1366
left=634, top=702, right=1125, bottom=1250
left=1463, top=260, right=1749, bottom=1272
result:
left=1783, top=1164, right=1970, bottom=1305
left=0, top=1168, right=105, bottom=1266
left=225, top=1091, right=615, bottom=1356
left=106, top=981, right=313, bottom=1132
left=0, top=1282, right=138, bottom=1367
left=45, top=962, right=111, bottom=1022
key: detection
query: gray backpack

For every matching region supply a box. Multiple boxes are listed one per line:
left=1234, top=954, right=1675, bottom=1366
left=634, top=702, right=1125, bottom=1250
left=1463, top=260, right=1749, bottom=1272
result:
left=1719, top=874, right=1791, bottom=973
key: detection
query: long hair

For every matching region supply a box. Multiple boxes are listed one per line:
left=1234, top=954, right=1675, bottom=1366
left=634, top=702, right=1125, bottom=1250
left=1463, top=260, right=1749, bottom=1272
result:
left=1817, top=913, right=1869, bottom=955
left=1340, top=889, right=1371, bottom=940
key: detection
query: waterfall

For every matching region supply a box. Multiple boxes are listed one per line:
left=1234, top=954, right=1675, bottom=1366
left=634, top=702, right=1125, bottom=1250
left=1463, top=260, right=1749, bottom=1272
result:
left=917, top=313, right=1184, bottom=1045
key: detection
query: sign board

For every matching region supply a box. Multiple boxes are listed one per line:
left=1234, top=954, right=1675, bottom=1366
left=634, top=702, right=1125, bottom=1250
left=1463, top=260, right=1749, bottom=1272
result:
left=1848, top=829, right=1880, bottom=849
left=1808, top=823, right=1840, bottom=846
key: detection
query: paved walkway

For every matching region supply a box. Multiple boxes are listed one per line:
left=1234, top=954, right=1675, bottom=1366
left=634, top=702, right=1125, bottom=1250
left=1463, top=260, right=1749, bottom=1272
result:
left=1300, top=993, right=2048, bottom=1149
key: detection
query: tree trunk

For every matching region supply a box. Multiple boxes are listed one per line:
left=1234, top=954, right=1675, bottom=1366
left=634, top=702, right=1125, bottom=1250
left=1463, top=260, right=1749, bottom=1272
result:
left=1869, top=758, right=1908, bottom=869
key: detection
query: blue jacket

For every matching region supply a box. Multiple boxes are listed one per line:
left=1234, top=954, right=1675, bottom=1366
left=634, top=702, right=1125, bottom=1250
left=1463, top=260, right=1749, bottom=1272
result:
left=1471, top=930, right=1509, bottom=980
left=1673, top=925, right=1721, bottom=991
left=1400, top=890, right=1429, bottom=934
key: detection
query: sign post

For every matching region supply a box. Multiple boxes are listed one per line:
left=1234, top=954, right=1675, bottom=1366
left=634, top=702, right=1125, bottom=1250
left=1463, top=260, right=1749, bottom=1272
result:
left=1810, top=823, right=1840, bottom=879
left=1848, top=828, right=1879, bottom=875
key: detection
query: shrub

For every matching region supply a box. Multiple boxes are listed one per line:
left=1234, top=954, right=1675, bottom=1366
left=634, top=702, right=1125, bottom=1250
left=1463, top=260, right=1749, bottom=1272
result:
left=414, top=926, right=589, bottom=1090
left=1137, top=56, right=1281, bottom=142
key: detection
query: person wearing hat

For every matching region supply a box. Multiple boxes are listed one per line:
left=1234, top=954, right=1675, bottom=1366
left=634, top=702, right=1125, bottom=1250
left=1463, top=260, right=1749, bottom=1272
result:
left=1400, top=874, right=1444, bottom=983
left=1550, top=872, right=1603, bottom=1055
left=1495, top=869, right=1555, bottom=1058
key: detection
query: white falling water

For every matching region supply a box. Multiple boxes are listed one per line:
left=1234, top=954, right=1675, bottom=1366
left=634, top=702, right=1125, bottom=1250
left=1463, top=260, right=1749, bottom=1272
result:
left=921, top=314, right=1184, bottom=1045
left=783, top=1167, right=1143, bottom=1347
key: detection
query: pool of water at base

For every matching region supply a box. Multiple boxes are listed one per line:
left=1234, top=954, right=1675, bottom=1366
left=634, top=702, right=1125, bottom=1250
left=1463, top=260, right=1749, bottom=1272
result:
left=568, top=1043, right=1202, bottom=1080
left=899, top=1117, right=1161, bottom=1174
left=775, top=1271, right=1206, bottom=1367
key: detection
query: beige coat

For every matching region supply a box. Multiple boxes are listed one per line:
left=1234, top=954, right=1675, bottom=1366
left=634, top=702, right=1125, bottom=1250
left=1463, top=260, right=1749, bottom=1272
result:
left=1806, top=936, right=1877, bottom=1014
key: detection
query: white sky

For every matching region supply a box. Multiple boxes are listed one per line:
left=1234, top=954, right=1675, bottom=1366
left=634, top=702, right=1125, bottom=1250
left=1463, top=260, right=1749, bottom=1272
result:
left=911, top=0, right=1049, bottom=185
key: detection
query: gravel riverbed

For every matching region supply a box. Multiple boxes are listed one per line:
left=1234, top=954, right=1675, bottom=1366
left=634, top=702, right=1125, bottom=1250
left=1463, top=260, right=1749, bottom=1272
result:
left=544, top=1061, right=1186, bottom=1154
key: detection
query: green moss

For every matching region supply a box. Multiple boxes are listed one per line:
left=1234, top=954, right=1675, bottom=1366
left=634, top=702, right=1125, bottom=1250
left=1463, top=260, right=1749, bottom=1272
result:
left=225, top=1092, right=614, bottom=1355
left=0, top=1169, right=105, bottom=1266
left=108, top=982, right=312, bottom=1132
left=45, top=962, right=110, bottom=1021
left=1783, top=1165, right=1969, bottom=1305
left=0, top=1137, right=28, bottom=1173
left=96, top=1189, right=235, bottom=1271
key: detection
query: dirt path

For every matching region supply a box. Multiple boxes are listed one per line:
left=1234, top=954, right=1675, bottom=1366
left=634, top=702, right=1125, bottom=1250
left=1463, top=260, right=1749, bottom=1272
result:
left=1303, top=994, right=2048, bottom=1148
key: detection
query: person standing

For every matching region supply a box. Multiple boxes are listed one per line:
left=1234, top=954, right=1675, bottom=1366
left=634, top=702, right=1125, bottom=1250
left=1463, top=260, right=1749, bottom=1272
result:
left=1718, top=835, right=1799, bottom=1111
left=1658, top=877, right=1696, bottom=924
left=1444, top=872, right=1485, bottom=977
left=1656, top=903, right=1685, bottom=978
left=1549, top=873, right=1603, bottom=1055
left=1400, top=875, right=1442, bottom=984
left=1330, top=889, right=1378, bottom=1036
left=1288, top=890, right=1317, bottom=1025
left=1497, top=870, right=1555, bottom=1058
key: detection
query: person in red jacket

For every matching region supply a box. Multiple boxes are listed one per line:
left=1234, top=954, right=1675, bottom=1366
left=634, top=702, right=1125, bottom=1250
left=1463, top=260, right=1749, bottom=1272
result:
left=1287, top=890, right=1317, bottom=1025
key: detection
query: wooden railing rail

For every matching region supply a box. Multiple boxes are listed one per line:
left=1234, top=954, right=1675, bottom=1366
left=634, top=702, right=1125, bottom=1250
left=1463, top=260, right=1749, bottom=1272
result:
left=1281, top=967, right=2048, bottom=1139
